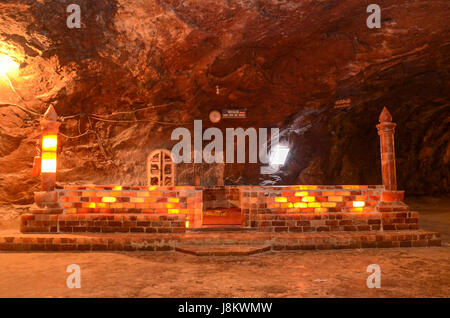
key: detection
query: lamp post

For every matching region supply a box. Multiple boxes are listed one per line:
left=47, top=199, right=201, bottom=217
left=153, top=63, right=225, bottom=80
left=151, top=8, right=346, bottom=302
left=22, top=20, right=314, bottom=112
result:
left=31, top=105, right=62, bottom=214
left=376, top=107, right=404, bottom=202
left=40, top=105, right=60, bottom=191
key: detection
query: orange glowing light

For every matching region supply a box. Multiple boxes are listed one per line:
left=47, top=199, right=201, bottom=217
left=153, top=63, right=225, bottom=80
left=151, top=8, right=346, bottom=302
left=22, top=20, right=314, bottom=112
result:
left=41, top=152, right=56, bottom=173
left=294, top=202, right=308, bottom=208
left=295, top=191, right=308, bottom=197
left=168, top=197, right=179, bottom=203
left=112, top=186, right=122, bottom=190
left=353, top=201, right=366, bottom=208
left=301, top=196, right=315, bottom=202
left=168, top=209, right=179, bottom=214
left=308, top=202, right=321, bottom=208
left=0, top=54, right=19, bottom=76
left=42, top=135, right=57, bottom=151
left=102, top=197, right=116, bottom=203
left=185, top=220, right=190, bottom=228
left=275, top=197, right=287, bottom=203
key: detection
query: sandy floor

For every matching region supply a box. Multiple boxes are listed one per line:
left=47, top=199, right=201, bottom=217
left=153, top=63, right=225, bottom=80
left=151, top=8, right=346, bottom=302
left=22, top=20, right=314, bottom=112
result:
left=0, top=248, right=448, bottom=298
left=0, top=196, right=448, bottom=298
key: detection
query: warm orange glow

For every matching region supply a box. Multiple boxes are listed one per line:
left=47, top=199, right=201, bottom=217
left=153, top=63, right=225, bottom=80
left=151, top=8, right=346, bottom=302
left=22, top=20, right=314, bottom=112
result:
left=112, top=186, right=122, bottom=190
left=102, top=197, right=116, bottom=203
left=298, top=186, right=317, bottom=190
left=353, top=201, right=366, bottom=208
left=294, top=202, right=308, bottom=208
left=275, top=197, right=287, bottom=203
left=315, top=208, right=328, bottom=213
left=308, top=202, right=321, bottom=208
left=0, top=54, right=19, bottom=76
left=168, top=209, right=179, bottom=214
left=88, top=202, right=96, bottom=208
left=42, top=135, right=57, bottom=151
left=185, top=220, right=190, bottom=228
left=329, top=196, right=343, bottom=202
left=168, top=197, right=179, bottom=203
left=301, top=196, right=315, bottom=202
left=295, top=191, right=308, bottom=197
left=148, top=186, right=157, bottom=191
left=41, top=152, right=56, bottom=173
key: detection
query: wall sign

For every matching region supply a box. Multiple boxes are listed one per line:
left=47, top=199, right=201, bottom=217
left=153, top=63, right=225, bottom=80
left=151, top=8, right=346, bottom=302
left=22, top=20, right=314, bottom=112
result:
left=222, top=108, right=247, bottom=119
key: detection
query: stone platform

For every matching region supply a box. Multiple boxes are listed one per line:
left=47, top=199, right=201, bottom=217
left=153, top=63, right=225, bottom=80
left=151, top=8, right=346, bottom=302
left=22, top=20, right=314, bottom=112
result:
left=0, top=229, right=441, bottom=254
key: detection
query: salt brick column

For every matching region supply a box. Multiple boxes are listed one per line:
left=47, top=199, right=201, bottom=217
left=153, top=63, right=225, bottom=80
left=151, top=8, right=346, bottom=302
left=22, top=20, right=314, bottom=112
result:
left=377, top=107, right=404, bottom=202
left=377, top=107, right=398, bottom=191
left=30, top=105, right=62, bottom=215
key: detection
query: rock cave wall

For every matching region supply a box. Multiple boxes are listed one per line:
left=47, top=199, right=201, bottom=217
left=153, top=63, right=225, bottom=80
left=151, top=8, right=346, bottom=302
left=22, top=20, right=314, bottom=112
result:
left=0, top=0, right=449, bottom=205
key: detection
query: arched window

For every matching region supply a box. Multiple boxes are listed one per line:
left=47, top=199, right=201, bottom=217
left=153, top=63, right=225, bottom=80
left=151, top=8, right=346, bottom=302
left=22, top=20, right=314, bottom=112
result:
left=147, top=149, right=176, bottom=186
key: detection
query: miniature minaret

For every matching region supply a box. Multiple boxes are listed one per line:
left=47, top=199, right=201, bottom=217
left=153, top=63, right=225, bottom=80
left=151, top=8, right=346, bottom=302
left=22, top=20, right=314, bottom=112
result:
left=376, top=107, right=397, bottom=191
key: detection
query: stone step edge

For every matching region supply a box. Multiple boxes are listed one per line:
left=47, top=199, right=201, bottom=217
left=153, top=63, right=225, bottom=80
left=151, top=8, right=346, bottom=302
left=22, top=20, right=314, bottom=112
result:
left=175, top=245, right=271, bottom=256
left=0, top=230, right=441, bottom=252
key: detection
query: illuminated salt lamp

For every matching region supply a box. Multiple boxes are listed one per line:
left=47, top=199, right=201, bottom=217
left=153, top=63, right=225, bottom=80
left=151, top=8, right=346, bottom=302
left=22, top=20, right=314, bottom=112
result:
left=38, top=106, right=61, bottom=191
left=353, top=201, right=366, bottom=208
left=0, top=54, right=19, bottom=77
left=41, top=152, right=57, bottom=173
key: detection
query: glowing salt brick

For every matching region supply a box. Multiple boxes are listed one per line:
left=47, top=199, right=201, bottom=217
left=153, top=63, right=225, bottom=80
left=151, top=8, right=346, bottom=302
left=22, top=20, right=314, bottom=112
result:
left=308, top=202, right=321, bottom=208
left=41, top=152, right=56, bottom=173
left=315, top=208, right=328, bottom=213
left=62, top=202, right=72, bottom=208
left=336, top=191, right=350, bottom=196
left=353, top=201, right=366, bottom=208
left=299, top=186, right=317, bottom=190
left=275, top=197, right=287, bottom=203
left=185, top=220, right=190, bottom=228
left=288, top=202, right=293, bottom=208
left=355, top=196, right=368, bottom=201
left=294, top=202, right=308, bottom=208
left=168, top=197, right=179, bottom=203
left=301, top=196, right=315, bottom=202
left=168, top=209, right=179, bottom=214
left=323, top=191, right=335, bottom=196
left=295, top=191, right=309, bottom=197
left=97, top=203, right=106, bottom=208
left=112, top=186, right=122, bottom=191
left=137, top=192, right=150, bottom=197
left=102, top=197, right=116, bottom=203
left=322, top=202, right=337, bottom=208
left=328, top=196, right=343, bottom=202
left=42, top=135, right=57, bottom=151
left=351, top=207, right=363, bottom=212
left=88, top=203, right=96, bottom=208
left=131, top=197, right=144, bottom=203
left=343, top=185, right=360, bottom=189
left=110, top=191, right=121, bottom=197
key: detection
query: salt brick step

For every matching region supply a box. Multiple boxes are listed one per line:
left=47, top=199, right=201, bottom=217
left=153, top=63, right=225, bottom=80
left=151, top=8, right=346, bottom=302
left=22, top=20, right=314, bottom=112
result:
left=175, top=245, right=271, bottom=256
left=0, top=230, right=441, bottom=252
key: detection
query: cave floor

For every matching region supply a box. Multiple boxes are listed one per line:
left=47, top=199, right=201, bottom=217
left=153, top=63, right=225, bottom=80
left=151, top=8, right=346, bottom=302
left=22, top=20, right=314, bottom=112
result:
left=0, top=196, right=448, bottom=298
left=0, top=247, right=448, bottom=298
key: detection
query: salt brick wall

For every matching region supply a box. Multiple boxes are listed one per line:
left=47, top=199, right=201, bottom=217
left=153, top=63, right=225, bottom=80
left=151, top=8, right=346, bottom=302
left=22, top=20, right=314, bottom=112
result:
left=56, top=185, right=202, bottom=227
left=22, top=184, right=419, bottom=233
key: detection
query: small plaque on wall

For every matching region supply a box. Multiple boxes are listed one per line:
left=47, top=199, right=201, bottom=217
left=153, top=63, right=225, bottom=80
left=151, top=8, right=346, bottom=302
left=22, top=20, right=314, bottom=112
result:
left=222, top=108, right=247, bottom=119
